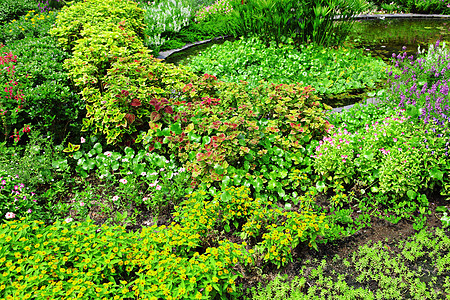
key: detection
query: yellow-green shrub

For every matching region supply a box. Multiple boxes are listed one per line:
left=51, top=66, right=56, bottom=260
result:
left=49, top=0, right=145, bottom=51
left=0, top=218, right=251, bottom=299
left=175, top=186, right=339, bottom=269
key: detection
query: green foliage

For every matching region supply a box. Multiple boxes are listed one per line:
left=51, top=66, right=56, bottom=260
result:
left=0, top=47, right=25, bottom=143
left=5, top=36, right=83, bottom=140
left=49, top=0, right=145, bottom=52
left=247, top=275, right=307, bottom=300
left=158, top=15, right=231, bottom=51
left=65, top=137, right=192, bottom=214
left=326, top=102, right=396, bottom=133
left=0, top=10, right=56, bottom=45
left=394, top=0, right=450, bottom=14
left=248, top=227, right=450, bottom=299
left=0, top=0, right=39, bottom=25
left=183, top=37, right=389, bottom=94
left=175, top=186, right=340, bottom=268
left=82, top=51, right=195, bottom=145
left=225, top=0, right=368, bottom=46
left=0, top=131, right=72, bottom=221
left=0, top=217, right=251, bottom=299
left=50, top=0, right=197, bottom=145
left=314, top=111, right=436, bottom=198
left=194, top=0, right=232, bottom=22
left=149, top=77, right=331, bottom=185
left=0, top=173, right=37, bottom=222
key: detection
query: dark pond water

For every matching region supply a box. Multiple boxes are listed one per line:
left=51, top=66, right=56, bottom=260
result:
left=348, top=17, right=450, bottom=61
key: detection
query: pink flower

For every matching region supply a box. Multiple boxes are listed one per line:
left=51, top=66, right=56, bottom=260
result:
left=156, top=185, right=162, bottom=190
left=5, top=212, right=15, bottom=219
left=149, top=180, right=158, bottom=187
left=80, top=201, right=85, bottom=207
left=112, top=196, right=119, bottom=201
left=119, top=178, right=127, bottom=184
left=64, top=217, right=73, bottom=223
left=143, top=197, right=148, bottom=202
left=141, top=172, right=147, bottom=176
left=104, top=151, right=112, bottom=157
left=27, top=209, right=32, bottom=213
left=80, top=137, right=86, bottom=143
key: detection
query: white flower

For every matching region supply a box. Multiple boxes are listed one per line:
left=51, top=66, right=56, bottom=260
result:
left=104, top=151, right=112, bottom=157
left=112, top=195, right=119, bottom=201
left=64, top=217, right=73, bottom=223
left=5, top=212, right=15, bottom=219
left=141, top=172, right=147, bottom=176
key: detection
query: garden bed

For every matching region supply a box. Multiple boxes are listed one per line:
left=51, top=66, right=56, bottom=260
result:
left=0, top=0, right=450, bottom=299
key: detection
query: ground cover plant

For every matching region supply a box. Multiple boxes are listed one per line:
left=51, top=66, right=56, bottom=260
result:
left=180, top=37, right=389, bottom=97
left=1, top=0, right=450, bottom=299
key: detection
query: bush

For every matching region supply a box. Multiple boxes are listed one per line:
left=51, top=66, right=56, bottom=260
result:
left=49, top=0, right=145, bottom=52
left=0, top=217, right=251, bottom=299
left=0, top=0, right=39, bottom=25
left=0, top=10, right=56, bottom=45
left=5, top=36, right=83, bottom=140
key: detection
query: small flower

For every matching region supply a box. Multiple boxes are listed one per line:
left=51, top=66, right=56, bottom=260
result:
left=64, top=217, right=73, bottom=223
left=80, top=202, right=85, bottom=207
left=5, top=212, right=15, bottom=219
left=104, top=151, right=112, bottom=157
left=156, top=185, right=162, bottom=191
left=122, top=158, right=129, bottom=163
left=141, top=172, right=147, bottom=176
left=119, top=178, right=128, bottom=184
left=127, top=171, right=133, bottom=175
left=143, top=197, right=148, bottom=202
left=112, top=196, right=119, bottom=201
left=27, top=209, right=32, bottom=213
left=149, top=181, right=158, bottom=187
left=80, top=137, right=86, bottom=143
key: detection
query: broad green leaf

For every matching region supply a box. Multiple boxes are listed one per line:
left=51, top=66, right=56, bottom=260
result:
left=221, top=190, right=232, bottom=202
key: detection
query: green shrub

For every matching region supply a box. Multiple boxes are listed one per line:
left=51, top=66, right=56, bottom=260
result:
left=314, top=110, right=442, bottom=200
left=82, top=51, right=195, bottom=145
left=0, top=10, right=56, bottom=45
left=6, top=36, right=83, bottom=140
left=0, top=0, right=39, bottom=25
left=0, top=47, right=26, bottom=143
left=140, top=76, right=331, bottom=185
left=49, top=0, right=145, bottom=52
left=0, top=217, right=251, bottom=299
